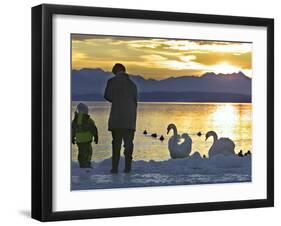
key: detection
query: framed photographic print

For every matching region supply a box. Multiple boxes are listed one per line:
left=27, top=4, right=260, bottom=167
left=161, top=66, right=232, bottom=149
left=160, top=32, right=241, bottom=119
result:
left=32, top=4, right=274, bottom=221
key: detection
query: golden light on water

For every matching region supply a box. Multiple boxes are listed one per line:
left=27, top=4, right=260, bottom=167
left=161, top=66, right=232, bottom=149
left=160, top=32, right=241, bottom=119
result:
left=212, top=105, right=238, bottom=126
left=72, top=102, right=252, bottom=161
left=211, top=104, right=238, bottom=138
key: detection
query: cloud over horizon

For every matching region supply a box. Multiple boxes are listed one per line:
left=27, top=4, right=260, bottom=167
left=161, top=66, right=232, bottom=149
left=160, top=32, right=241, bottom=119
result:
left=72, top=34, right=252, bottom=79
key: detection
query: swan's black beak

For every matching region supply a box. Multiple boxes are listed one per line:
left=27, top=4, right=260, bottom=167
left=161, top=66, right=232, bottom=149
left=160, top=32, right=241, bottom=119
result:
left=167, top=128, right=170, bottom=134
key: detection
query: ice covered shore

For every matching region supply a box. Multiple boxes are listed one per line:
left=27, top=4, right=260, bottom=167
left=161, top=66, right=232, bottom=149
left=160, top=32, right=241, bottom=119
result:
left=71, top=155, right=251, bottom=190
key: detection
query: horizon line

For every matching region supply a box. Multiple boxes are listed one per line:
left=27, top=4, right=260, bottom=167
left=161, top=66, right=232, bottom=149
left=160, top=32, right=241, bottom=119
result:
left=72, top=67, right=251, bottom=80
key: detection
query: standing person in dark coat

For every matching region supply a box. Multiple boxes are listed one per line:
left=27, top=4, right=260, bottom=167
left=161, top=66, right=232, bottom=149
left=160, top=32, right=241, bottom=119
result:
left=104, top=63, right=138, bottom=174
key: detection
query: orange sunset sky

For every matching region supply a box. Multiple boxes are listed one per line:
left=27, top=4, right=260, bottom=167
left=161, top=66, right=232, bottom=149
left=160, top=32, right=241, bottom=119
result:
left=72, top=34, right=252, bottom=79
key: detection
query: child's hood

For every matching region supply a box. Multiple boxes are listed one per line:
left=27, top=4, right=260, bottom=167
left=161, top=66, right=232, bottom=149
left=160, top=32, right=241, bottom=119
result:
left=77, top=103, right=89, bottom=114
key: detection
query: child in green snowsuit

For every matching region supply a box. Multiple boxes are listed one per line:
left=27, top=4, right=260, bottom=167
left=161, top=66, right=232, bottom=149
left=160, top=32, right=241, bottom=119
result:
left=72, top=103, right=98, bottom=168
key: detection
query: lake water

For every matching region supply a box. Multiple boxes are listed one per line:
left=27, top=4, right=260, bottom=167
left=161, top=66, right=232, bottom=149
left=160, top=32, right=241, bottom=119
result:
left=71, top=101, right=252, bottom=161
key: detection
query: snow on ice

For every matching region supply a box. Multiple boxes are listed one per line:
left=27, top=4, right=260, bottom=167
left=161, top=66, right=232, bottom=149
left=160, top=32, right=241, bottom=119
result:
left=71, top=155, right=251, bottom=190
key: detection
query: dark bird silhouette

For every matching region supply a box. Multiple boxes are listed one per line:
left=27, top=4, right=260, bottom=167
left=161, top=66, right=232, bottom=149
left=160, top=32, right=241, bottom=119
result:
left=203, top=154, right=206, bottom=158
left=143, top=130, right=148, bottom=135
left=151, top=133, right=157, bottom=138
left=238, top=150, right=244, bottom=157
left=197, top=132, right=202, bottom=137
left=244, top=150, right=251, bottom=156
left=159, top=135, right=164, bottom=141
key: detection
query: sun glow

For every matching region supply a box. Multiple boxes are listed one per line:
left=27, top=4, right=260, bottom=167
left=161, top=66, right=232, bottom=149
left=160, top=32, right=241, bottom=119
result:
left=210, top=62, right=241, bottom=75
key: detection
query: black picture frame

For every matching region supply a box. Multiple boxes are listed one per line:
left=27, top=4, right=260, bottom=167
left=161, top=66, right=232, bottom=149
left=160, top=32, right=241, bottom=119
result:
left=32, top=3, right=274, bottom=222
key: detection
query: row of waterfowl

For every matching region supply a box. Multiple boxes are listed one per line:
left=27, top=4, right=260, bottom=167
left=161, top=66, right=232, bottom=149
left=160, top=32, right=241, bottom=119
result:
left=143, top=130, right=165, bottom=141
left=143, top=123, right=251, bottom=159
left=238, top=150, right=251, bottom=157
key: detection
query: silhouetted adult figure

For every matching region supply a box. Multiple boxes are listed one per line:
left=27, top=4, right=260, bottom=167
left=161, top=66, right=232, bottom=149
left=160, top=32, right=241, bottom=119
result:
left=104, top=63, right=138, bottom=174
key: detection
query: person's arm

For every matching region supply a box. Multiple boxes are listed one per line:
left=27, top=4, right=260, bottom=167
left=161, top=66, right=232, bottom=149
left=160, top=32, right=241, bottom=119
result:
left=71, top=113, right=78, bottom=144
left=104, top=80, right=113, bottom=102
left=134, top=84, right=138, bottom=106
left=89, top=119, right=98, bottom=144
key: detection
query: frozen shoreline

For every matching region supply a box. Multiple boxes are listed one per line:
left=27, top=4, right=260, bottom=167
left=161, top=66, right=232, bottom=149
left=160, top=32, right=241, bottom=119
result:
left=71, top=155, right=251, bottom=190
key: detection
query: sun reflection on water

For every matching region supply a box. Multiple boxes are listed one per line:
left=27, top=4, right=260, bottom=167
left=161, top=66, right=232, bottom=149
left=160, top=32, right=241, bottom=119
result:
left=211, top=104, right=238, bottom=137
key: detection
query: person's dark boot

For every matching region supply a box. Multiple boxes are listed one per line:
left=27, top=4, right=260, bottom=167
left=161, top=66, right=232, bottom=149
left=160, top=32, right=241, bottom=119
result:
left=124, top=157, right=132, bottom=173
left=124, top=168, right=131, bottom=173
left=111, top=152, right=120, bottom=174
left=111, top=159, right=119, bottom=174
left=86, top=161, right=92, bottom=168
left=110, top=168, right=118, bottom=174
left=79, top=162, right=88, bottom=168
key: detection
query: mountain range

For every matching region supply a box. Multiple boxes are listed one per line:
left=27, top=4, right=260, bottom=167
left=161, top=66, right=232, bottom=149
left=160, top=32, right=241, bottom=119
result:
left=72, top=68, right=251, bottom=102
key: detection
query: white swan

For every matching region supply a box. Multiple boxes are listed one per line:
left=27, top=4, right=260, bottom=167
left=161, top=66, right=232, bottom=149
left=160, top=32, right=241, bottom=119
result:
left=205, top=131, right=235, bottom=158
left=167, top=123, right=192, bottom=159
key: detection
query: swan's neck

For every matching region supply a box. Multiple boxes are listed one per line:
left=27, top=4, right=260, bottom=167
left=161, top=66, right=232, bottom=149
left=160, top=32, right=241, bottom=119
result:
left=171, top=126, right=178, bottom=137
left=211, top=133, right=218, bottom=142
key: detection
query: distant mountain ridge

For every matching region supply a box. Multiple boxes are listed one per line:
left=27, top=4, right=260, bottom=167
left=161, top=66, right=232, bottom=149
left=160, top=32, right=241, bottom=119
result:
left=72, top=68, right=251, bottom=102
